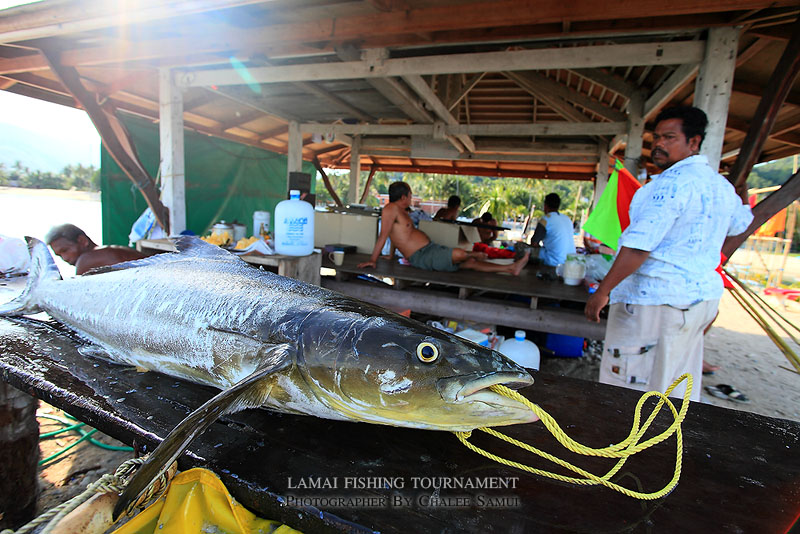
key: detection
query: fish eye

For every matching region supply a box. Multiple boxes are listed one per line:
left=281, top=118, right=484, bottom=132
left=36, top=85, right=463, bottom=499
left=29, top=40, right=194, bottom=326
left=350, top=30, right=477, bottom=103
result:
left=416, top=342, right=439, bottom=363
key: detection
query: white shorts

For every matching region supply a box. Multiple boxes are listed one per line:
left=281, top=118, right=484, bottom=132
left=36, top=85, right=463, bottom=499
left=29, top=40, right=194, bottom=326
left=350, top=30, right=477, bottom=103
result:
left=599, top=300, right=719, bottom=402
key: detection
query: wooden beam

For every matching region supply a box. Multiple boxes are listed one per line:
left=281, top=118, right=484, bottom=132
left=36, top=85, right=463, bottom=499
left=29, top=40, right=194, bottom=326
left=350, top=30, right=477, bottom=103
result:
left=181, top=42, right=706, bottom=88
left=12, top=0, right=791, bottom=67
left=503, top=71, right=590, bottom=124
left=568, top=68, right=636, bottom=99
left=402, top=74, right=476, bottom=153
left=508, top=70, right=627, bottom=123
left=300, top=122, right=627, bottom=137
left=356, top=163, right=595, bottom=180
left=37, top=45, right=169, bottom=231
left=313, top=156, right=343, bottom=207
left=447, top=72, right=485, bottom=111
left=722, top=170, right=800, bottom=258
left=335, top=46, right=433, bottom=124
left=0, top=53, right=47, bottom=75
left=729, top=18, right=800, bottom=187
left=359, top=165, right=378, bottom=204
left=733, top=79, right=800, bottom=108
left=644, top=62, right=699, bottom=120
left=0, top=0, right=271, bottom=43
left=321, top=281, right=606, bottom=339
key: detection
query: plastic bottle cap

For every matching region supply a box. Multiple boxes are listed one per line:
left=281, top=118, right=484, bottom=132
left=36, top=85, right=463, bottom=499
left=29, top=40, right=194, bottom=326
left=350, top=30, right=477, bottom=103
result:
left=514, top=330, right=526, bottom=341
left=289, top=189, right=300, bottom=199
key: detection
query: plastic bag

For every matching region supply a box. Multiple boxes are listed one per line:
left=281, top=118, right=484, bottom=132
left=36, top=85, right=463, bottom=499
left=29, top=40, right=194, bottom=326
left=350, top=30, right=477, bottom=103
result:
left=585, top=253, right=614, bottom=282
left=0, top=235, right=30, bottom=275
left=128, top=208, right=165, bottom=246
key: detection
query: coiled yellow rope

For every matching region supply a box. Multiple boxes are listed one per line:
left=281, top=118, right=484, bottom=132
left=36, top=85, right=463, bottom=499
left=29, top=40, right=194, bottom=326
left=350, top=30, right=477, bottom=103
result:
left=454, top=373, right=692, bottom=500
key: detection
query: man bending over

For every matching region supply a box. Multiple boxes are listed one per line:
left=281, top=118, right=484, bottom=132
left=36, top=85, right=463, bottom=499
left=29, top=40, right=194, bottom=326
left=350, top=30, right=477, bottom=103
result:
left=46, top=223, right=147, bottom=275
left=358, top=182, right=528, bottom=275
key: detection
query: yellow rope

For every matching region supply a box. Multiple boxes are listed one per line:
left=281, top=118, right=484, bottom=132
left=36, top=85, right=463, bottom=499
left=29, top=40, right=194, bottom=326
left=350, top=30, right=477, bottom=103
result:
left=453, top=374, right=692, bottom=500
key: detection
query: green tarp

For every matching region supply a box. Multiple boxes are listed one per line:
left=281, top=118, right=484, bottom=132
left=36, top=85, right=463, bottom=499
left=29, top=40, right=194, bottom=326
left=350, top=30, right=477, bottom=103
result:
left=100, top=114, right=315, bottom=246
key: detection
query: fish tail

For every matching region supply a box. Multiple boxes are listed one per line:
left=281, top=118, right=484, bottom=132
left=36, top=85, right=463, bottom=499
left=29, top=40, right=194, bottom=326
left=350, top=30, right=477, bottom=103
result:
left=0, top=237, right=61, bottom=316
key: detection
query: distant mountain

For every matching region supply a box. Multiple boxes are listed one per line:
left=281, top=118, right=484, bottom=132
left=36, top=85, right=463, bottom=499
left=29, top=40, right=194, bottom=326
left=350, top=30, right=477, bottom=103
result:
left=0, top=122, right=100, bottom=173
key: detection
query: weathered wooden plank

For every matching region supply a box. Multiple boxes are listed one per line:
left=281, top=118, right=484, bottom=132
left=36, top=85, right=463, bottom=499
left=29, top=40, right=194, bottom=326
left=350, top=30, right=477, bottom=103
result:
left=1, top=315, right=798, bottom=534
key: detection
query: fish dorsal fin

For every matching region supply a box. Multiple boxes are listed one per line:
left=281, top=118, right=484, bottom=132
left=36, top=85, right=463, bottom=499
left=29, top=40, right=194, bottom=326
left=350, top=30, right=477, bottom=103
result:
left=112, top=343, right=293, bottom=520
left=82, top=236, right=239, bottom=275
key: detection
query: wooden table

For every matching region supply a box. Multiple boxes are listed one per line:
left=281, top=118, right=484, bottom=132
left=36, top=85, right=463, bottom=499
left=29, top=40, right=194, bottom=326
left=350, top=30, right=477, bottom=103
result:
left=1, top=314, right=797, bottom=534
left=322, top=253, right=605, bottom=339
left=138, top=238, right=322, bottom=285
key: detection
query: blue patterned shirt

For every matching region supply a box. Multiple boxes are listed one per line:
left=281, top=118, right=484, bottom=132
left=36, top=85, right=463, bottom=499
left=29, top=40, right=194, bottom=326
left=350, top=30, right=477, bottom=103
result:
left=610, top=155, right=753, bottom=307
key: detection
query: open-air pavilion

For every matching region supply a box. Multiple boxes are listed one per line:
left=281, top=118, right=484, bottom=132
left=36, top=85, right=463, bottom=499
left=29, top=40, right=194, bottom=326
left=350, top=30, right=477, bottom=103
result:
left=1, top=2, right=800, bottom=533
left=0, top=0, right=799, bottom=239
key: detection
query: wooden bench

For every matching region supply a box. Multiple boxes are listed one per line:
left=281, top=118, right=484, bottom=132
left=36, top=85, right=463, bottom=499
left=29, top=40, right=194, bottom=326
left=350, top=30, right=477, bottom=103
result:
left=321, top=253, right=606, bottom=339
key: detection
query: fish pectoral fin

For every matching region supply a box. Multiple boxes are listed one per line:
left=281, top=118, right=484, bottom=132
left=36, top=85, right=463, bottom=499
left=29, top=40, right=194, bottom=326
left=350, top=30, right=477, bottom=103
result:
left=111, top=343, right=293, bottom=520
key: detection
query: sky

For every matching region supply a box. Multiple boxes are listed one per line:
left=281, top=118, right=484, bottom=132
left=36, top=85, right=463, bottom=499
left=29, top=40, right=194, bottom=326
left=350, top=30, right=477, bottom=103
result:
left=0, top=91, right=99, bottom=144
left=0, top=91, right=101, bottom=169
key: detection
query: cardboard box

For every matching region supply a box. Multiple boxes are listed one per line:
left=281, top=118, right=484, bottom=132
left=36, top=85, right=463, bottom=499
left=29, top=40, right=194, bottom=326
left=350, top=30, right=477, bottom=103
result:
left=314, top=212, right=378, bottom=254
left=419, top=220, right=481, bottom=248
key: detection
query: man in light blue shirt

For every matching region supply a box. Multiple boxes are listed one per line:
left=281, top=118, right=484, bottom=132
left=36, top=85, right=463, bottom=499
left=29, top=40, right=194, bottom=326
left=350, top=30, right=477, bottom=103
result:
left=585, top=107, right=752, bottom=401
left=529, top=193, right=576, bottom=266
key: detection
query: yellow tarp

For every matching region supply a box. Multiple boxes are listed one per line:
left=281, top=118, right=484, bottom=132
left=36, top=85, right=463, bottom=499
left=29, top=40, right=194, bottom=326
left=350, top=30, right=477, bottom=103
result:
left=113, top=468, right=303, bottom=534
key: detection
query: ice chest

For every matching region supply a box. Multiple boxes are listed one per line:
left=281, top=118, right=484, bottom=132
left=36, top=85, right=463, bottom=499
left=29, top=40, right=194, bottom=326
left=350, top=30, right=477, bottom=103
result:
left=419, top=220, right=480, bottom=248
left=314, top=212, right=378, bottom=254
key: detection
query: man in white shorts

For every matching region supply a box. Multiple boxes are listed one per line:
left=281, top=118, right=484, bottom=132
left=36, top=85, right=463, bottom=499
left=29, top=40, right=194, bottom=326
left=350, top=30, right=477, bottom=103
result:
left=584, top=106, right=753, bottom=401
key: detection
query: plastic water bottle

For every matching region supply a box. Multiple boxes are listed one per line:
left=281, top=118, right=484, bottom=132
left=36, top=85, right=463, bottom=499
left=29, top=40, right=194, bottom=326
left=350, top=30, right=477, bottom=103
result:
left=275, top=190, right=314, bottom=256
left=498, top=330, right=540, bottom=370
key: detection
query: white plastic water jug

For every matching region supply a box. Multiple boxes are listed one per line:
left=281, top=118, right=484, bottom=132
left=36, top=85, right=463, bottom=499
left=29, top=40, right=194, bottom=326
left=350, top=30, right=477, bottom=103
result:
left=275, top=190, right=314, bottom=256
left=498, top=330, right=540, bottom=370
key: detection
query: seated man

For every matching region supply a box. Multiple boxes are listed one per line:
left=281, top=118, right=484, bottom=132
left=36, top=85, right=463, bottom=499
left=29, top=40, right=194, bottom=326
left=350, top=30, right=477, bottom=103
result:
left=358, top=182, right=528, bottom=275
left=45, top=223, right=147, bottom=275
left=471, top=212, right=516, bottom=260
left=473, top=212, right=499, bottom=244
left=529, top=193, right=575, bottom=266
left=434, top=195, right=461, bottom=221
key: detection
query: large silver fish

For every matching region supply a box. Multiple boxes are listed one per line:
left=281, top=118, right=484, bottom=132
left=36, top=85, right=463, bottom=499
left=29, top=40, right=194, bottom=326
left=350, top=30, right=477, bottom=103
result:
left=5, top=236, right=537, bottom=517
left=2, top=237, right=535, bottom=431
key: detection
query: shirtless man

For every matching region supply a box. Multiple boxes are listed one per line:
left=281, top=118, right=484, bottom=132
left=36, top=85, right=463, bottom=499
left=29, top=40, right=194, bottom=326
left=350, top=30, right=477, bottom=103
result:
left=358, top=182, right=528, bottom=274
left=434, top=195, right=461, bottom=221
left=45, top=223, right=148, bottom=275
left=473, top=212, right=499, bottom=244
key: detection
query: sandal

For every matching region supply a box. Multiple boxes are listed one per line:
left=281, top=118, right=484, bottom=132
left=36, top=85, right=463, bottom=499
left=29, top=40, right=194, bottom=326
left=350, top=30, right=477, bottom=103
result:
left=705, top=384, right=750, bottom=403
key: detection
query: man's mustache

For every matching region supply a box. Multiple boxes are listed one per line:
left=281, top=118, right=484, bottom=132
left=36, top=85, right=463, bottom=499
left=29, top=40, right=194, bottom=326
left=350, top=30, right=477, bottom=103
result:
left=651, top=148, right=668, bottom=158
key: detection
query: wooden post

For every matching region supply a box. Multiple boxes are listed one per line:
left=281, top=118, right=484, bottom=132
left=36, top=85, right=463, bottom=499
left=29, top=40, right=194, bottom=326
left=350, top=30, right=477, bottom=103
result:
left=159, top=68, right=186, bottom=235
left=592, top=141, right=610, bottom=211
left=348, top=135, right=361, bottom=205
left=287, top=121, right=303, bottom=191
left=775, top=201, right=797, bottom=287
left=0, top=383, right=39, bottom=530
left=39, top=45, right=170, bottom=232
left=623, top=90, right=644, bottom=178
left=695, top=27, right=738, bottom=172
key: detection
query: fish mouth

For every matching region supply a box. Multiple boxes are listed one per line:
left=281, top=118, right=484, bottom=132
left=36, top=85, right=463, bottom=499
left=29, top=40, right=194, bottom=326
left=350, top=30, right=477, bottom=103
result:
left=437, top=371, right=534, bottom=404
